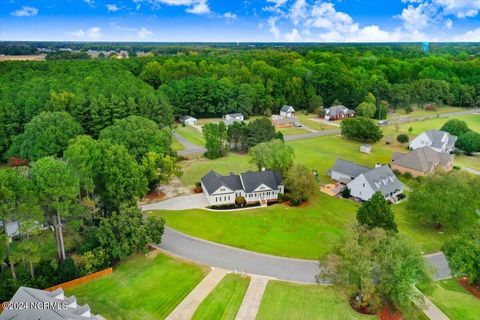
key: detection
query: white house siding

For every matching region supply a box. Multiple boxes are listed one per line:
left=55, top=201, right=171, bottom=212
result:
left=347, top=175, right=375, bottom=201
left=409, top=132, right=430, bottom=150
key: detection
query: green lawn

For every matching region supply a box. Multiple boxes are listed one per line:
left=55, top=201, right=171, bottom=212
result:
left=456, top=154, right=480, bottom=171
left=296, top=113, right=339, bottom=131
left=67, top=253, right=208, bottom=320
left=257, top=281, right=375, bottom=320
left=150, top=193, right=360, bottom=259
left=180, top=154, right=254, bottom=187
left=172, top=138, right=185, bottom=151
left=277, top=126, right=309, bottom=136
left=192, top=274, right=250, bottom=320
left=419, top=279, right=480, bottom=320
left=387, top=106, right=466, bottom=120
left=175, top=125, right=205, bottom=147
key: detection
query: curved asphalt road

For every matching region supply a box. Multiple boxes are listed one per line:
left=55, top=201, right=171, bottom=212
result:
left=157, top=227, right=451, bottom=284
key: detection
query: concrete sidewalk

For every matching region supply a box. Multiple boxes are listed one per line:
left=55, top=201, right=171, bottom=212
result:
left=165, top=267, right=229, bottom=320
left=235, top=276, right=269, bottom=320
left=414, top=288, right=450, bottom=320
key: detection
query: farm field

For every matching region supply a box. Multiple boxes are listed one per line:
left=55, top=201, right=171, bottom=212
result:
left=67, top=253, right=208, bottom=320
left=256, top=281, right=375, bottom=320
left=192, top=274, right=250, bottom=320
left=418, top=279, right=480, bottom=320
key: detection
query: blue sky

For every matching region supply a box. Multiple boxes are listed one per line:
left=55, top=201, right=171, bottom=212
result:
left=2, top=0, right=480, bottom=42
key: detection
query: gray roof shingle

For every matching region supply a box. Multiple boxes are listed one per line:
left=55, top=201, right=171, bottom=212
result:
left=362, top=165, right=404, bottom=197
left=280, top=105, right=294, bottom=112
left=325, top=105, right=355, bottom=116
left=201, top=170, right=283, bottom=194
left=392, top=146, right=453, bottom=172
left=330, top=159, right=370, bottom=179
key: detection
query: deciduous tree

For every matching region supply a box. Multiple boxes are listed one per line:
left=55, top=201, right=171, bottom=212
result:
left=356, top=192, right=397, bottom=232
left=249, top=140, right=294, bottom=174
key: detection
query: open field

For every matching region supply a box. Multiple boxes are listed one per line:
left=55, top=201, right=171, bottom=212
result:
left=257, top=281, right=375, bottom=320
left=67, top=253, right=207, bottom=320
left=192, top=274, right=250, bottom=320
left=387, top=106, right=467, bottom=120
left=0, top=54, right=47, bottom=61
left=175, top=125, right=205, bottom=147
left=418, top=279, right=480, bottom=320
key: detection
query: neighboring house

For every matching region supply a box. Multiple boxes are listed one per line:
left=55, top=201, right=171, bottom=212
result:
left=324, top=105, right=355, bottom=121
left=180, top=115, right=197, bottom=126
left=0, top=287, right=101, bottom=320
left=271, top=114, right=298, bottom=127
left=223, top=113, right=244, bottom=125
left=409, top=130, right=457, bottom=153
left=392, top=146, right=454, bottom=177
left=360, top=144, right=372, bottom=154
left=1, top=220, right=20, bottom=238
left=201, top=170, right=284, bottom=206
left=329, top=159, right=404, bottom=202
left=347, top=165, right=404, bottom=202
left=280, top=105, right=295, bottom=118
left=329, top=159, right=370, bottom=184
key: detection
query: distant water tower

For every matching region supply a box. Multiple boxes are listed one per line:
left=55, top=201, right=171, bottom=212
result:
left=422, top=42, right=429, bottom=53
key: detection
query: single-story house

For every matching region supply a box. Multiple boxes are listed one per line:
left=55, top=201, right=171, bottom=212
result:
left=392, top=146, right=454, bottom=177
left=271, top=114, right=298, bottom=127
left=223, top=113, right=244, bottom=125
left=1, top=286, right=101, bottom=319
left=1, top=220, right=20, bottom=238
left=180, top=115, right=197, bottom=126
left=409, top=130, right=457, bottom=153
left=329, top=159, right=404, bottom=202
left=201, top=169, right=284, bottom=206
left=323, top=105, right=355, bottom=121
left=280, top=105, right=295, bottom=118
left=360, top=145, right=372, bottom=154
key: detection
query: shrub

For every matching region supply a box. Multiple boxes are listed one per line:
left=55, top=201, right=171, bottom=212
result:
left=396, top=134, right=409, bottom=144
left=402, top=172, right=413, bottom=179
left=392, top=169, right=401, bottom=176
left=8, top=157, right=29, bottom=167
left=341, top=187, right=351, bottom=198
left=290, top=198, right=301, bottom=206
left=277, top=193, right=284, bottom=202
left=264, top=108, right=272, bottom=117
left=405, top=106, right=413, bottom=114
left=79, top=247, right=110, bottom=276
left=235, top=196, right=246, bottom=206
left=424, top=103, right=438, bottom=111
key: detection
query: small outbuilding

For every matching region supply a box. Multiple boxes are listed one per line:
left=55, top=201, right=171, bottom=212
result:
left=223, top=113, right=244, bottom=125
left=360, top=144, right=372, bottom=154
left=280, top=105, right=295, bottom=118
left=180, top=115, right=197, bottom=126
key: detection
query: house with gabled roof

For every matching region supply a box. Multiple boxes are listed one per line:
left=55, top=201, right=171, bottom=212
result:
left=179, top=115, right=197, bottom=126
left=324, top=105, right=355, bottom=121
left=201, top=169, right=284, bottom=206
left=391, top=146, right=454, bottom=177
left=0, top=287, right=101, bottom=320
left=223, top=113, right=244, bottom=125
left=409, top=130, right=457, bottom=153
left=329, top=159, right=404, bottom=202
left=280, top=105, right=295, bottom=118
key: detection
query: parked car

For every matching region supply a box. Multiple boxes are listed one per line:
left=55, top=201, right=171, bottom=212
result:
left=294, top=122, right=302, bottom=127
left=378, top=120, right=389, bottom=126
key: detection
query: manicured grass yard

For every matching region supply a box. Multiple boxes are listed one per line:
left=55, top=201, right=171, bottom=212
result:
left=277, top=126, right=309, bottom=136
left=67, top=253, right=208, bottom=320
left=418, top=279, right=480, bottom=320
left=150, top=193, right=360, bottom=259
left=192, top=274, right=250, bottom=320
left=175, top=125, right=205, bottom=147
left=456, top=154, right=480, bottom=171
left=296, top=113, right=339, bottom=131
left=172, top=138, right=185, bottom=151
left=387, top=106, right=466, bottom=120
left=256, top=281, right=375, bottom=320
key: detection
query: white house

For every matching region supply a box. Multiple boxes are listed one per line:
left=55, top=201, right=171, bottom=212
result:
left=201, top=170, right=284, bottom=206
left=180, top=115, right=197, bottom=126
left=347, top=165, right=404, bottom=202
left=280, top=105, right=295, bottom=118
left=329, top=159, right=404, bottom=202
left=223, top=113, right=244, bottom=125
left=409, top=130, right=457, bottom=153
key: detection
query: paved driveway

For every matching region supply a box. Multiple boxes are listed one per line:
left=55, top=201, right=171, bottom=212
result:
left=141, top=194, right=208, bottom=211
left=174, top=132, right=205, bottom=156
left=157, top=227, right=451, bottom=284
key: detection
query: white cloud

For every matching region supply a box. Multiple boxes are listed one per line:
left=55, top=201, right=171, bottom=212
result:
left=149, top=0, right=211, bottom=14
left=453, top=27, right=480, bottom=41
left=67, top=27, right=102, bottom=40
left=445, top=18, right=453, bottom=28
left=11, top=6, right=38, bottom=17
left=137, top=27, right=153, bottom=39
left=434, top=0, right=480, bottom=18
left=107, top=4, right=121, bottom=12
left=399, top=3, right=432, bottom=31
left=285, top=28, right=301, bottom=41
left=84, top=0, right=95, bottom=6
left=223, top=12, right=237, bottom=20
left=186, top=0, right=210, bottom=15
left=268, top=16, right=281, bottom=39
left=266, top=0, right=288, bottom=8
left=290, top=0, right=307, bottom=25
